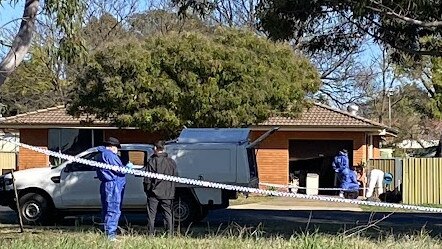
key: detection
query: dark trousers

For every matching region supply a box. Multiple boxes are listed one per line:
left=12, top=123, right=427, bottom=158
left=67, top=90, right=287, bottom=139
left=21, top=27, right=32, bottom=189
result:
left=147, top=196, right=173, bottom=235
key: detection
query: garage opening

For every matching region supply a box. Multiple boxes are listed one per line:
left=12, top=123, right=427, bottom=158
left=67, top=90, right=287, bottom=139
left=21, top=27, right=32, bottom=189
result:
left=289, top=140, right=353, bottom=195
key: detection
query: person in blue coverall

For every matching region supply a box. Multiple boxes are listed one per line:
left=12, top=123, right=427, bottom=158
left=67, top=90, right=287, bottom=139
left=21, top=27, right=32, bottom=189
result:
left=332, top=149, right=359, bottom=199
left=95, top=137, right=132, bottom=240
left=332, top=149, right=349, bottom=197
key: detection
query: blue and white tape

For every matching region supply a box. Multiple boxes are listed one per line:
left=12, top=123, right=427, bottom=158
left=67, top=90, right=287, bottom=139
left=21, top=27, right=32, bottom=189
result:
left=2, top=137, right=442, bottom=213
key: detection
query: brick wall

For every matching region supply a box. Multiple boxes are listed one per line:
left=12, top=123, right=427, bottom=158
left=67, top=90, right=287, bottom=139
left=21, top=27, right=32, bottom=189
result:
left=18, top=129, right=49, bottom=170
left=251, top=130, right=367, bottom=185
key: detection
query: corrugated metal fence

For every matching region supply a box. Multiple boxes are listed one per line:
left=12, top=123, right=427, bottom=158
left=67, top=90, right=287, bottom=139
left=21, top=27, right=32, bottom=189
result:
left=368, top=158, right=442, bottom=205
left=0, top=152, right=17, bottom=174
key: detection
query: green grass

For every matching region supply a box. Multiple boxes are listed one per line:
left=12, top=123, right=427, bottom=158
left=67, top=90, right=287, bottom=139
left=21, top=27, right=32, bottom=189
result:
left=0, top=226, right=441, bottom=249
left=229, top=195, right=275, bottom=206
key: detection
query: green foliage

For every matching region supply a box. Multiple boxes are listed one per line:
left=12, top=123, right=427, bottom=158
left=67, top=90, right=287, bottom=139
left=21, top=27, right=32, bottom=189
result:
left=256, top=1, right=442, bottom=58
left=128, top=10, right=209, bottom=37
left=68, top=28, right=320, bottom=134
left=428, top=57, right=442, bottom=118
left=0, top=48, right=65, bottom=116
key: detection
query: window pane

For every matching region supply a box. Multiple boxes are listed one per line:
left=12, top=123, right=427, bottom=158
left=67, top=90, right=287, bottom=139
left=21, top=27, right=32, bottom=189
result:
left=118, top=150, right=147, bottom=166
left=61, top=129, right=92, bottom=155
left=93, top=130, right=104, bottom=147
left=69, top=152, right=99, bottom=172
left=129, top=151, right=146, bottom=166
left=48, top=129, right=61, bottom=166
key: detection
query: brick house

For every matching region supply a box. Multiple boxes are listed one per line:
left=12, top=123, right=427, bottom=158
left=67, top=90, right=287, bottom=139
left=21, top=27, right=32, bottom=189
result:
left=0, top=103, right=396, bottom=190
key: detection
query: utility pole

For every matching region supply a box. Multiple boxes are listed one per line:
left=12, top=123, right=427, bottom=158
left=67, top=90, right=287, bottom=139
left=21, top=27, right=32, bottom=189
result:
left=388, top=90, right=393, bottom=127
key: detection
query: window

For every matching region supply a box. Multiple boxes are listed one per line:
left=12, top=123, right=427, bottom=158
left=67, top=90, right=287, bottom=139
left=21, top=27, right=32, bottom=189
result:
left=65, top=152, right=99, bottom=172
left=119, top=150, right=148, bottom=167
left=49, top=129, right=104, bottom=166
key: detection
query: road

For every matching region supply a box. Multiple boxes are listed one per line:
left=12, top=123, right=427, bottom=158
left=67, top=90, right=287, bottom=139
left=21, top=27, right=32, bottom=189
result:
left=1, top=206, right=441, bottom=236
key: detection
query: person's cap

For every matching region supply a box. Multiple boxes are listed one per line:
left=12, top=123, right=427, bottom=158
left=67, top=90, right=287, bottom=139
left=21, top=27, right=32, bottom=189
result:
left=103, top=137, right=121, bottom=148
left=383, top=172, right=393, bottom=184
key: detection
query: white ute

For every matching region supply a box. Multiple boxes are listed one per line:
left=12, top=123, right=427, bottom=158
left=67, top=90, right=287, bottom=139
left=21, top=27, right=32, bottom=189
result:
left=0, top=128, right=277, bottom=225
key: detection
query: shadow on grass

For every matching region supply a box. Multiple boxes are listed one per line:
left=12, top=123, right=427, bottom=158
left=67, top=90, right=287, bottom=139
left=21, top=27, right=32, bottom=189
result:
left=1, top=209, right=442, bottom=240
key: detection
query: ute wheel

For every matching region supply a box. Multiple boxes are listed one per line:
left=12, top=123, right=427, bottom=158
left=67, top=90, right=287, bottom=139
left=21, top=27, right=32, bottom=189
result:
left=173, top=195, right=197, bottom=225
left=194, top=207, right=209, bottom=222
left=19, top=193, right=53, bottom=225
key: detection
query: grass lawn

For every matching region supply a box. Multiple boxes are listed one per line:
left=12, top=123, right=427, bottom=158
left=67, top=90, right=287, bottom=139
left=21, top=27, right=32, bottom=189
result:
left=0, top=225, right=441, bottom=249
left=229, top=194, right=276, bottom=206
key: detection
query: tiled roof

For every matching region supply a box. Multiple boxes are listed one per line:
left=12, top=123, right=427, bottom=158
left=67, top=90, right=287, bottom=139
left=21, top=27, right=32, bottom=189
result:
left=258, top=103, right=392, bottom=130
left=0, top=106, right=110, bottom=126
left=0, top=103, right=394, bottom=132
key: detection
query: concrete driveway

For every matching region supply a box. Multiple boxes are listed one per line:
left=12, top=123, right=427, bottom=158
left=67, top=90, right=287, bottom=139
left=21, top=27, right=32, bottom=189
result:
left=229, top=197, right=362, bottom=211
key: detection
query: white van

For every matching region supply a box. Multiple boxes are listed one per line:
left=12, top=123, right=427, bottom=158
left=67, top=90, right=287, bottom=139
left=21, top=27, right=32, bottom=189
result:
left=0, top=128, right=277, bottom=225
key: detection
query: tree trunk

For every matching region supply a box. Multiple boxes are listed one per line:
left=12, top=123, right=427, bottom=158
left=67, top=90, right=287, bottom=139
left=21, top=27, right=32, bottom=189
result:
left=0, top=0, right=39, bottom=86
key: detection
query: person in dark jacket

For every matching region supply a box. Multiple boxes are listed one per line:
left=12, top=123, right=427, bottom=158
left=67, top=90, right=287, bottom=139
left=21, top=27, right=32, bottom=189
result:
left=95, top=137, right=126, bottom=241
left=144, top=140, right=178, bottom=235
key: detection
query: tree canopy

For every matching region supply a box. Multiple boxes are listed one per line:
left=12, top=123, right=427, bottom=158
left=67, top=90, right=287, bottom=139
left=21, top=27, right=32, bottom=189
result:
left=255, top=0, right=442, bottom=58
left=68, top=28, right=320, bottom=134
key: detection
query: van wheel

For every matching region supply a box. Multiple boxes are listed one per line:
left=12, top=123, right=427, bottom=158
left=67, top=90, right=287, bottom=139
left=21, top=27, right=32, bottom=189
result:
left=173, top=195, right=197, bottom=225
left=19, top=193, right=52, bottom=225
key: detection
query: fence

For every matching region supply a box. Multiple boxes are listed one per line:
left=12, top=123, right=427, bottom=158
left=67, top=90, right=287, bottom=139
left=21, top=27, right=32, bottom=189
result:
left=367, top=158, right=401, bottom=191
left=368, top=158, right=442, bottom=205
left=0, top=152, right=17, bottom=174
left=403, top=158, right=442, bottom=205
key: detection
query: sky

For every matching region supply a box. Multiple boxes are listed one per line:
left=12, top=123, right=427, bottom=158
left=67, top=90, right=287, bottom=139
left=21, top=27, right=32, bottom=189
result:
left=0, top=2, right=23, bottom=27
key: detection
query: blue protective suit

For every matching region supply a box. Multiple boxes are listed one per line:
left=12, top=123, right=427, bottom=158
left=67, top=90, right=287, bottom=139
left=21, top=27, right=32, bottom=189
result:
left=96, top=146, right=126, bottom=239
left=338, top=167, right=359, bottom=191
left=332, top=151, right=349, bottom=173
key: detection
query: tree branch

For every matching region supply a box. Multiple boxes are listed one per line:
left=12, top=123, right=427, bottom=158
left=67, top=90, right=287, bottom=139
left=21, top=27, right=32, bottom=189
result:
left=368, top=0, right=442, bottom=28
left=0, top=0, right=39, bottom=86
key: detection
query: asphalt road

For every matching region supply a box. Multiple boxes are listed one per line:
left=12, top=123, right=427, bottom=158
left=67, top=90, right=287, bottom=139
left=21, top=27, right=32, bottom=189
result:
left=1, top=206, right=441, bottom=236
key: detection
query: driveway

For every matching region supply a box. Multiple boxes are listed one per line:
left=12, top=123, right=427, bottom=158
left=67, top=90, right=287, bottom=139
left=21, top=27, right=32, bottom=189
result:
left=229, top=197, right=363, bottom=211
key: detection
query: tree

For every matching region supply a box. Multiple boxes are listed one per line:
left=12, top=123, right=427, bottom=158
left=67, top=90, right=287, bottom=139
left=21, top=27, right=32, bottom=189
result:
left=0, top=0, right=85, bottom=86
left=0, top=47, right=63, bottom=116
left=255, top=1, right=442, bottom=57
left=68, top=28, right=321, bottom=134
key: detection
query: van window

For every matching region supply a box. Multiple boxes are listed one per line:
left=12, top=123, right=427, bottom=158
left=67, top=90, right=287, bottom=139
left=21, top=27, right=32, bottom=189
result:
left=247, top=148, right=258, bottom=178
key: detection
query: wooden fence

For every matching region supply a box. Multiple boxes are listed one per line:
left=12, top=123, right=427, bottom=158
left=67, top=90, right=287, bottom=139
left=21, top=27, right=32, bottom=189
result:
left=403, top=158, right=442, bottom=205
left=0, top=152, right=16, bottom=174
left=367, top=158, right=399, bottom=191
left=368, top=158, right=442, bottom=205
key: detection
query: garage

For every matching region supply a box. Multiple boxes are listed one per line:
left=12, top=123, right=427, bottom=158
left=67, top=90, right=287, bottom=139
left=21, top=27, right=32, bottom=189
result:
left=289, top=139, right=353, bottom=195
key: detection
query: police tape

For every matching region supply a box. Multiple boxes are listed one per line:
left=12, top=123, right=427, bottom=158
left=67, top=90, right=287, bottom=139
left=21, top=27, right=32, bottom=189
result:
left=3, top=137, right=442, bottom=213
left=259, top=182, right=369, bottom=191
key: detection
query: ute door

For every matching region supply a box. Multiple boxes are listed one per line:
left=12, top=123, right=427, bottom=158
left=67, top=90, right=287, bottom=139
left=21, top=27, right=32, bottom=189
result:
left=120, top=149, right=153, bottom=208
left=59, top=151, right=101, bottom=208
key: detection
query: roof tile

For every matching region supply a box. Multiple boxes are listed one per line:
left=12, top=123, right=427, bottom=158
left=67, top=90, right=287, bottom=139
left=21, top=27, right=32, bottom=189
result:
left=0, top=103, right=392, bottom=131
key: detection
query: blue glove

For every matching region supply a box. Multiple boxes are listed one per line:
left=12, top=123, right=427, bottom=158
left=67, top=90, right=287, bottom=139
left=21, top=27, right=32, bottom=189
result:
left=126, top=162, right=134, bottom=169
